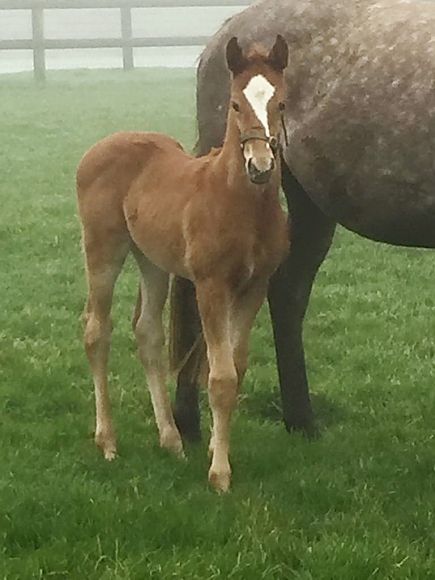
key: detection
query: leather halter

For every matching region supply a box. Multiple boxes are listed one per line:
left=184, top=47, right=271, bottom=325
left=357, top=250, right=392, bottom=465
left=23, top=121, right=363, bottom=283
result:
left=240, top=130, right=280, bottom=156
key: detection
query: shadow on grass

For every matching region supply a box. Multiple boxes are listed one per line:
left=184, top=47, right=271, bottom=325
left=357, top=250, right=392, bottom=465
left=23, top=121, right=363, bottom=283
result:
left=240, top=389, right=349, bottom=431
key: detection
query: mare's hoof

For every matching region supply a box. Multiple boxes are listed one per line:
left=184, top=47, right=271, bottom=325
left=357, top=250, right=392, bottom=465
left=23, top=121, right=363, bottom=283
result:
left=284, top=415, right=319, bottom=439
left=160, top=428, right=185, bottom=459
left=208, top=469, right=231, bottom=493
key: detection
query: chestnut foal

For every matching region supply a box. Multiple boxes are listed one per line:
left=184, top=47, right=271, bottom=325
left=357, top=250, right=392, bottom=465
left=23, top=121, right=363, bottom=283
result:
left=77, top=36, right=289, bottom=492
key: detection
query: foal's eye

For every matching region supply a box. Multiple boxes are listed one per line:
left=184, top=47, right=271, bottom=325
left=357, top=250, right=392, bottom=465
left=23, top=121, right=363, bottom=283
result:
left=231, top=101, right=240, bottom=112
left=278, top=102, right=286, bottom=112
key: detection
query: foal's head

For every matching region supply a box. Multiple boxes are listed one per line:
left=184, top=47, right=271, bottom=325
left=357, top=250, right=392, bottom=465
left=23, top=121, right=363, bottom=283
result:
left=226, top=35, right=288, bottom=185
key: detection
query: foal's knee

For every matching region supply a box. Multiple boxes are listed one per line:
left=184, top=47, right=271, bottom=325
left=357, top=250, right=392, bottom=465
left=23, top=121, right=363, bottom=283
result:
left=134, top=314, right=165, bottom=366
left=209, top=368, right=238, bottom=412
left=84, top=314, right=111, bottom=355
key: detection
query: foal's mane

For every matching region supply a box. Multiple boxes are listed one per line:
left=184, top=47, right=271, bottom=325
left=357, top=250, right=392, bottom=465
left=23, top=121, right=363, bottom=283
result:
left=242, top=44, right=274, bottom=67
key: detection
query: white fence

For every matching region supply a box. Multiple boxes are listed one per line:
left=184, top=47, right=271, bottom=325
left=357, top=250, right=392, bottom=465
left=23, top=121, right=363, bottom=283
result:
left=0, top=0, right=253, bottom=78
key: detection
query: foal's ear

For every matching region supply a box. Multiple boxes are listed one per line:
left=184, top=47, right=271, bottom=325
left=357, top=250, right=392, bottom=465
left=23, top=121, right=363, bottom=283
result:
left=226, top=37, right=248, bottom=75
left=267, top=34, right=289, bottom=71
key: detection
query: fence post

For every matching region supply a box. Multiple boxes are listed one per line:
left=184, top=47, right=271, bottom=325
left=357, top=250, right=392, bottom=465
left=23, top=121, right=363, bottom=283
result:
left=120, top=6, right=134, bottom=71
left=32, top=4, right=46, bottom=81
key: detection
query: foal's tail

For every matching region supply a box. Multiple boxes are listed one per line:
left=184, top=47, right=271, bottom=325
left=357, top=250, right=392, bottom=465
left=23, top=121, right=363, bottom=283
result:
left=168, top=276, right=206, bottom=380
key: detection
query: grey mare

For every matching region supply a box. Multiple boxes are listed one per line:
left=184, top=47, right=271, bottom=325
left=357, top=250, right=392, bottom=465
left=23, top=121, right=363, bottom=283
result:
left=171, top=0, right=435, bottom=439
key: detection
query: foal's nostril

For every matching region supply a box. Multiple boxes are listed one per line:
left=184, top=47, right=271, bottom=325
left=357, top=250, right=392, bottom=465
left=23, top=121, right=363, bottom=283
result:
left=247, top=158, right=262, bottom=179
left=247, top=157, right=274, bottom=176
left=247, top=159, right=273, bottom=184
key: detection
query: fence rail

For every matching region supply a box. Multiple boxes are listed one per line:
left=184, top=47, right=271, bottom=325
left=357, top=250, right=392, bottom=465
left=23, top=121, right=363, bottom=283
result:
left=0, top=0, right=252, bottom=80
left=0, top=1, right=250, bottom=7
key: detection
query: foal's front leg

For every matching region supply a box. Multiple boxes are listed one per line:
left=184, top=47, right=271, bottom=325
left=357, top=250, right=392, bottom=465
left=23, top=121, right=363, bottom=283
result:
left=207, top=280, right=268, bottom=461
left=196, top=281, right=238, bottom=492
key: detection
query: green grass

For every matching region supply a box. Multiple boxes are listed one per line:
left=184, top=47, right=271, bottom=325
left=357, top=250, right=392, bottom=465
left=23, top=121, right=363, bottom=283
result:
left=1, top=68, right=435, bottom=579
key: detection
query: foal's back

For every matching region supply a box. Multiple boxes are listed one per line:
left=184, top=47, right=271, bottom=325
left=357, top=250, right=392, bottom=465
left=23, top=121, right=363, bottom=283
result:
left=77, top=131, right=191, bottom=202
left=77, top=131, right=208, bottom=276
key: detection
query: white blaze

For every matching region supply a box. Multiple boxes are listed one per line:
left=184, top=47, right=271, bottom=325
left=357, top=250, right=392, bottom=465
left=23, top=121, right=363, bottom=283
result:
left=243, top=75, right=275, bottom=137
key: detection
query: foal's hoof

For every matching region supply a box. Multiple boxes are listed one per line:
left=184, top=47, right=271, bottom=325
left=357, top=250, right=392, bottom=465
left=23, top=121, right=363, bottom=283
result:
left=160, top=428, right=185, bottom=459
left=103, top=448, right=117, bottom=461
left=95, top=432, right=117, bottom=461
left=208, top=469, right=231, bottom=493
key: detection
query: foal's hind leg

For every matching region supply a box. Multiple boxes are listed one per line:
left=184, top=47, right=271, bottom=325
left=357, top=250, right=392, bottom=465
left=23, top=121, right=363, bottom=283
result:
left=83, top=240, right=129, bottom=460
left=132, top=252, right=184, bottom=457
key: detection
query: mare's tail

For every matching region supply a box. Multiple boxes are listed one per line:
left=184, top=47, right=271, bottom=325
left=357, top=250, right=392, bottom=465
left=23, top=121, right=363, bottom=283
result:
left=132, top=285, right=142, bottom=331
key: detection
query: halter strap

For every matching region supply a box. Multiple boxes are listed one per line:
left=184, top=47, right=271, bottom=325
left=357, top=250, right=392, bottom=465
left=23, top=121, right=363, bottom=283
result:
left=240, top=130, right=271, bottom=147
left=240, top=131, right=280, bottom=158
left=240, top=111, right=288, bottom=156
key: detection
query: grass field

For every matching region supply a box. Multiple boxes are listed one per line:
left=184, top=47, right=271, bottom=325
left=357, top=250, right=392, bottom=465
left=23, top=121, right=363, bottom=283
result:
left=2, top=69, right=435, bottom=579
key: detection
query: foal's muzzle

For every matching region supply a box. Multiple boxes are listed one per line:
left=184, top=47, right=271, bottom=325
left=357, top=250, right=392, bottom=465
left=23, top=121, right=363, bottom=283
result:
left=241, top=132, right=278, bottom=185
left=247, top=157, right=275, bottom=184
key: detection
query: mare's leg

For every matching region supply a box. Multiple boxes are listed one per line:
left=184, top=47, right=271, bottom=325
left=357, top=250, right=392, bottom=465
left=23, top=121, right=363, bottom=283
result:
left=83, top=237, right=129, bottom=460
left=268, top=164, right=336, bottom=435
left=196, top=280, right=237, bottom=492
left=133, top=252, right=184, bottom=457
